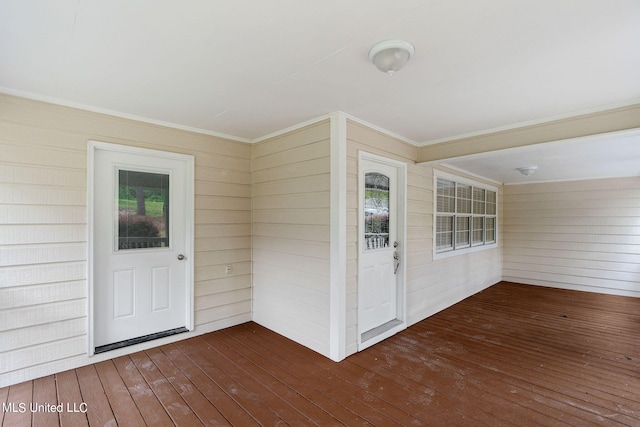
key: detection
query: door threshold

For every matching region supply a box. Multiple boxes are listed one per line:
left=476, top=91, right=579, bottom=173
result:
left=361, top=319, right=403, bottom=343
left=94, top=327, right=188, bottom=354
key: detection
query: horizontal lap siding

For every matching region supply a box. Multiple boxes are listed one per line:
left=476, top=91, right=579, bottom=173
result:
left=252, top=121, right=332, bottom=357
left=346, top=121, right=502, bottom=356
left=193, top=147, right=252, bottom=336
left=0, top=94, right=252, bottom=387
left=503, top=177, right=640, bottom=297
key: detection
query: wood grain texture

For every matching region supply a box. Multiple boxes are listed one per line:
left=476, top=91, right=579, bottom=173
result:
left=2, top=282, right=637, bottom=426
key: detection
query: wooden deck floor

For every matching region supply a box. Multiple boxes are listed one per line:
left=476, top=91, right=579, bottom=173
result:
left=2, top=281, right=639, bottom=426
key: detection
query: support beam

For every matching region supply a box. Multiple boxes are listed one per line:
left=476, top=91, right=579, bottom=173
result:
left=417, top=103, right=640, bottom=163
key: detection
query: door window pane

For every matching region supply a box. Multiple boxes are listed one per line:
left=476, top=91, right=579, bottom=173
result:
left=118, top=170, right=169, bottom=250
left=364, top=172, right=390, bottom=250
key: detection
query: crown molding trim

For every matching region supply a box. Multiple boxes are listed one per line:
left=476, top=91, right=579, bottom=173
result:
left=0, top=88, right=253, bottom=143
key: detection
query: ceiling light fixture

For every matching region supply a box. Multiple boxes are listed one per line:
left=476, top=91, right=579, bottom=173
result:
left=516, top=166, right=538, bottom=176
left=368, top=40, right=415, bottom=75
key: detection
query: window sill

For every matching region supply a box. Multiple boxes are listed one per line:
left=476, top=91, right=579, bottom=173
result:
left=433, top=242, right=498, bottom=261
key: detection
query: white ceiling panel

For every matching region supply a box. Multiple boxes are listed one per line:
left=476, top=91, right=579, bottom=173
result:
left=440, top=130, right=640, bottom=185
left=1, top=0, right=639, bottom=181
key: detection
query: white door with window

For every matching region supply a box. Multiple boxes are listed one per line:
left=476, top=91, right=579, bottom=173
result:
left=358, top=152, right=406, bottom=349
left=89, top=142, right=194, bottom=353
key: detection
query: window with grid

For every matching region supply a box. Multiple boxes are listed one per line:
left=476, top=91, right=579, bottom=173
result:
left=435, top=174, right=497, bottom=255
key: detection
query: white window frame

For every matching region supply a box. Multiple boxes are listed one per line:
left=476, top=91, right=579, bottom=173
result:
left=433, top=171, right=498, bottom=260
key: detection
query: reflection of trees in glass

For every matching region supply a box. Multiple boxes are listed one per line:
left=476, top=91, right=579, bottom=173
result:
left=364, top=173, right=390, bottom=248
left=118, top=186, right=166, bottom=218
left=118, top=170, right=169, bottom=249
left=118, top=219, right=159, bottom=239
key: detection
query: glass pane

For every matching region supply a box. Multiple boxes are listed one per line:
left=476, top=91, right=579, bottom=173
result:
left=456, top=216, right=470, bottom=248
left=473, top=188, right=485, bottom=215
left=472, top=216, right=484, bottom=245
left=436, top=215, right=454, bottom=251
left=486, top=190, right=497, bottom=215
left=456, top=184, right=472, bottom=214
left=364, top=172, right=390, bottom=250
left=486, top=217, right=496, bottom=243
left=118, top=170, right=170, bottom=250
left=437, top=178, right=455, bottom=213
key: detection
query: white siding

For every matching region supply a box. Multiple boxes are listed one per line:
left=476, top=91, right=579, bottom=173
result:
left=346, top=121, right=502, bottom=356
left=252, top=120, right=332, bottom=357
left=503, top=178, right=640, bottom=297
left=0, top=94, right=252, bottom=387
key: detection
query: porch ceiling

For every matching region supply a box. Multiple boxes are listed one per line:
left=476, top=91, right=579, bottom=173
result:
left=439, top=128, right=640, bottom=185
left=1, top=1, right=639, bottom=182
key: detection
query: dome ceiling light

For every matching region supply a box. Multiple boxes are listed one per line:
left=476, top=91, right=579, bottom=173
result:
left=368, top=40, right=415, bottom=76
left=516, top=166, right=538, bottom=176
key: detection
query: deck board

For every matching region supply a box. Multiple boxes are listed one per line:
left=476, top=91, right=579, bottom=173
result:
left=3, top=379, right=32, bottom=426
left=161, top=343, right=261, bottom=427
left=32, top=375, right=58, bottom=427
left=194, top=334, right=313, bottom=426
left=55, top=370, right=89, bottom=427
left=145, top=346, right=229, bottom=426
left=128, top=350, right=203, bottom=426
left=201, top=332, right=343, bottom=426
left=2, top=282, right=639, bottom=426
left=0, top=385, right=9, bottom=426
left=218, top=326, right=387, bottom=426
left=75, top=365, right=116, bottom=427
left=110, top=355, right=174, bottom=426
left=93, top=360, right=146, bottom=427
left=229, top=323, right=425, bottom=426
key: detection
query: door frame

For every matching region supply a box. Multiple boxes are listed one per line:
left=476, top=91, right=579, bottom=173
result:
left=87, top=140, right=195, bottom=356
left=357, top=151, right=407, bottom=350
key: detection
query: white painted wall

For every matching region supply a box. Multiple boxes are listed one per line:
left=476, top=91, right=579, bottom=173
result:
left=503, top=177, right=640, bottom=297
left=0, top=94, right=252, bottom=387
left=251, top=120, right=332, bottom=357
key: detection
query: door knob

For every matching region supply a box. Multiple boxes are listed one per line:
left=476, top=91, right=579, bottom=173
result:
left=177, top=254, right=185, bottom=260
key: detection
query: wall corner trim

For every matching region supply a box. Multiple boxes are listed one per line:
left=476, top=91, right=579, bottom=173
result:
left=329, top=112, right=348, bottom=361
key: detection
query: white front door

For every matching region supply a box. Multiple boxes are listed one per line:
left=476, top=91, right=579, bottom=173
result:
left=89, top=142, right=194, bottom=353
left=358, top=152, right=406, bottom=348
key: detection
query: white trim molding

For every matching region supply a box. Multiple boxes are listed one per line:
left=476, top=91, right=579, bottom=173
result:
left=329, top=112, right=348, bottom=361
